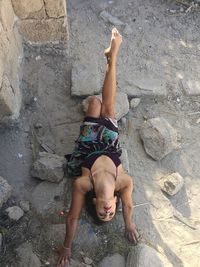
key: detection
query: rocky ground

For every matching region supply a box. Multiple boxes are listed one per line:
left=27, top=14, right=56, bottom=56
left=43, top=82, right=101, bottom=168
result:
left=1, top=0, right=200, bottom=266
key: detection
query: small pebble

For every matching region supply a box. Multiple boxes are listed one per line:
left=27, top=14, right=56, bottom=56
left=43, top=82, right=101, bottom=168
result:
left=196, top=118, right=200, bottom=124
left=17, top=153, right=23, bottom=159
left=6, top=206, right=24, bottom=221
left=130, top=98, right=141, bottom=108
left=83, top=257, right=93, bottom=265
left=35, top=55, right=41, bottom=61
left=34, top=97, right=37, bottom=102
left=34, top=122, right=42, bottom=129
left=19, top=200, right=30, bottom=212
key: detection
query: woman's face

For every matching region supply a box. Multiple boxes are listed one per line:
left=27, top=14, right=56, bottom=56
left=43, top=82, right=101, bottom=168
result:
left=93, top=196, right=117, bottom=221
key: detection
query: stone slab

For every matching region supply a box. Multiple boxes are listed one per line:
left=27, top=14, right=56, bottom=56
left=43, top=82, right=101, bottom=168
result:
left=71, top=60, right=100, bottom=97
left=119, top=74, right=167, bottom=97
left=99, top=253, right=125, bottom=267
left=18, top=18, right=68, bottom=43
left=16, top=243, right=41, bottom=267
left=0, top=0, right=15, bottom=31
left=44, top=0, right=66, bottom=18
left=182, top=79, right=200, bottom=96
left=11, top=0, right=45, bottom=19
left=0, top=176, right=12, bottom=208
left=31, top=152, right=65, bottom=183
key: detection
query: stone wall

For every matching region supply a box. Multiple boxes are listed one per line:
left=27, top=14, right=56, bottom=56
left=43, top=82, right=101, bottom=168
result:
left=0, top=0, right=22, bottom=122
left=0, top=0, right=68, bottom=122
left=13, top=0, right=68, bottom=44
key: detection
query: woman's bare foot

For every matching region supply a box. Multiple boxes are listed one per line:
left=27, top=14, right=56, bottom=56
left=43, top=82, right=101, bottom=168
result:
left=104, top=28, right=122, bottom=63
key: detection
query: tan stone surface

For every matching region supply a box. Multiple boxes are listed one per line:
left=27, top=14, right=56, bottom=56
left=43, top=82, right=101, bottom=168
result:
left=11, top=0, right=46, bottom=19
left=0, top=75, right=15, bottom=119
left=18, top=18, right=68, bottom=43
left=0, top=0, right=15, bottom=31
left=44, top=0, right=66, bottom=18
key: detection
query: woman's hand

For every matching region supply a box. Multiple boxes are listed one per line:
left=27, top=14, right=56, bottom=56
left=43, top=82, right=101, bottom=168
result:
left=56, top=246, right=71, bottom=267
left=125, top=223, right=139, bottom=245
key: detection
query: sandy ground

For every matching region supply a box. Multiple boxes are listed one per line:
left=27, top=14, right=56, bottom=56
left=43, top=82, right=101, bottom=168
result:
left=0, top=0, right=200, bottom=266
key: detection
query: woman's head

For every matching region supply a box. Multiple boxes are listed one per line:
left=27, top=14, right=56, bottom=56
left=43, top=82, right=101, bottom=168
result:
left=93, top=196, right=117, bottom=221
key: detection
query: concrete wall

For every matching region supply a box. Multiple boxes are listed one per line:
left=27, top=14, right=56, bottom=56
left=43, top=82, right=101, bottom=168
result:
left=0, top=0, right=68, bottom=122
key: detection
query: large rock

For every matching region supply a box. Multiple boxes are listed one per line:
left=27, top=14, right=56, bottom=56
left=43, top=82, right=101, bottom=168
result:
left=0, top=176, right=12, bottom=208
left=82, top=92, right=129, bottom=121
left=126, top=244, right=172, bottom=267
left=44, top=0, right=66, bottom=18
left=6, top=206, right=24, bottom=221
left=31, top=180, right=66, bottom=215
left=31, top=152, right=65, bottom=183
left=71, top=60, right=100, bottom=97
left=0, top=0, right=15, bottom=31
left=18, top=18, right=68, bottom=43
left=16, top=243, right=41, bottom=267
left=158, top=172, right=184, bottom=196
left=11, top=0, right=45, bottom=19
left=139, top=117, right=178, bottom=160
left=99, top=253, right=125, bottom=267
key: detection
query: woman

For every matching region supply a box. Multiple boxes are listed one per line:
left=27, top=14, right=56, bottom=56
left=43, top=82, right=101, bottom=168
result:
left=57, top=28, right=139, bottom=267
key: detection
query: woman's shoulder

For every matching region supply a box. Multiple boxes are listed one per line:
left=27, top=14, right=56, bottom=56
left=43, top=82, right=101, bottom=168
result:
left=73, top=174, right=92, bottom=193
left=116, top=170, right=133, bottom=191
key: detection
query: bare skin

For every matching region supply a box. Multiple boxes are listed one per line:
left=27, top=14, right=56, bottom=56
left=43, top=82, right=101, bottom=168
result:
left=56, top=28, right=139, bottom=267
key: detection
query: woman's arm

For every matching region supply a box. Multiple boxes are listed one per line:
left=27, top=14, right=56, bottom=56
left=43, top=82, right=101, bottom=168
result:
left=120, top=174, right=139, bottom=244
left=57, top=178, right=87, bottom=267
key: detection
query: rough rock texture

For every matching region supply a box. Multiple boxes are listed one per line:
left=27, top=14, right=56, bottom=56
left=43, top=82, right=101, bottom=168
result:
left=0, top=75, right=17, bottom=119
left=11, top=0, right=45, bottom=19
left=99, top=253, right=126, bottom=267
left=139, top=117, right=178, bottom=160
left=0, top=176, right=12, bottom=208
left=16, top=243, right=41, bottom=267
left=158, top=172, right=184, bottom=196
left=44, top=0, right=66, bottom=18
left=121, top=148, right=130, bottom=173
left=6, top=206, right=24, bottom=221
left=0, top=233, right=2, bottom=250
left=71, top=60, right=100, bottom=97
left=19, top=200, right=30, bottom=212
left=130, top=98, right=141, bottom=109
left=182, top=79, right=200, bottom=96
left=31, top=152, right=65, bottom=183
left=18, top=18, right=68, bottom=43
left=82, top=93, right=129, bottom=120
left=31, top=180, right=66, bottom=216
left=0, top=0, right=15, bottom=31
left=126, top=244, right=172, bottom=267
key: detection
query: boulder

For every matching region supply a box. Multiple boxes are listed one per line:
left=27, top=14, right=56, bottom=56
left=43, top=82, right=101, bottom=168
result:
left=82, top=93, right=129, bottom=121
left=126, top=244, right=172, bottom=267
left=31, top=152, right=65, bottom=183
left=6, top=206, right=24, bottom=221
left=16, top=243, right=41, bottom=267
left=158, top=172, right=184, bottom=196
left=19, top=200, right=30, bottom=212
left=99, top=253, right=125, bottom=267
left=139, top=117, right=178, bottom=160
left=0, top=176, right=12, bottom=208
left=71, top=60, right=100, bottom=97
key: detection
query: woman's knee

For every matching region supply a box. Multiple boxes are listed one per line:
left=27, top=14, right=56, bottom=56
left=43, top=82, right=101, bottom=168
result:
left=86, top=96, right=102, bottom=117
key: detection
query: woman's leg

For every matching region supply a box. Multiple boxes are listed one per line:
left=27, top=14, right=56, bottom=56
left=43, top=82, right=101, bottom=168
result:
left=101, top=28, right=122, bottom=119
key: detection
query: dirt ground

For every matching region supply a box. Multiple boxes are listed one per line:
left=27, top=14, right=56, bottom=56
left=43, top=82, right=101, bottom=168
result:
left=0, top=0, right=200, bottom=266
